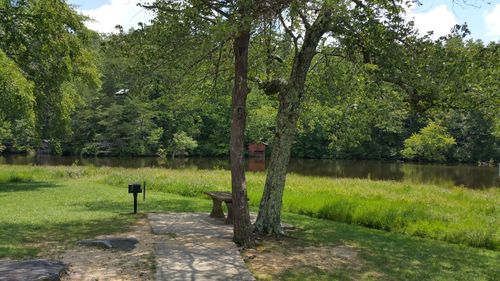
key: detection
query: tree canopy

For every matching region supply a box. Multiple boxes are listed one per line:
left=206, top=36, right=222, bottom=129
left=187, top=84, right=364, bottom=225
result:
left=0, top=0, right=497, bottom=163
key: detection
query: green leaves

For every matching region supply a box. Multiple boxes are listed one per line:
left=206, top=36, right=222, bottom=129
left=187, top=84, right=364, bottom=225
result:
left=0, top=0, right=100, bottom=148
left=0, top=0, right=496, bottom=162
left=0, top=49, right=35, bottom=152
left=401, top=122, right=456, bottom=162
left=171, top=131, right=198, bottom=157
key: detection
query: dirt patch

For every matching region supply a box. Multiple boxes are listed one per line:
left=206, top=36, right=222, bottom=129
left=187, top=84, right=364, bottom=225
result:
left=59, top=217, right=155, bottom=281
left=244, top=239, right=361, bottom=280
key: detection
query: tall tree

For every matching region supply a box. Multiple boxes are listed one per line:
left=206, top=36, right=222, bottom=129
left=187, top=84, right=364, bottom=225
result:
left=254, top=0, right=415, bottom=235
left=0, top=49, right=35, bottom=152
left=144, top=0, right=258, bottom=246
left=230, top=0, right=255, bottom=247
left=0, top=0, right=100, bottom=150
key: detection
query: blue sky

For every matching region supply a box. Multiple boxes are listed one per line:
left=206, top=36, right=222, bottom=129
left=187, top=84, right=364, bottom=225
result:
left=68, top=0, right=104, bottom=10
left=68, top=0, right=500, bottom=42
left=408, top=0, right=500, bottom=42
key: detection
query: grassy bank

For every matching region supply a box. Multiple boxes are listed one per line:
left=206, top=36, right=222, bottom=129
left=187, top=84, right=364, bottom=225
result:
left=1, top=165, right=499, bottom=251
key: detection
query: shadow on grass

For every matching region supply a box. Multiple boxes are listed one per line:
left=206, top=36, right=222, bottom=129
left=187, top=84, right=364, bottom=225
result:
left=0, top=181, right=58, bottom=193
left=286, top=214, right=500, bottom=281
left=0, top=192, right=212, bottom=259
left=0, top=216, right=134, bottom=259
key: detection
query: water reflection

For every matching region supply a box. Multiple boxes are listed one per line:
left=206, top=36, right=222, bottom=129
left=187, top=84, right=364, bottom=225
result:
left=0, top=155, right=498, bottom=188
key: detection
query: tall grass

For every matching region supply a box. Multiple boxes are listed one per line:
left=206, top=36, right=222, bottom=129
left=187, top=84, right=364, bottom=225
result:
left=1, top=165, right=498, bottom=250
left=0, top=164, right=89, bottom=183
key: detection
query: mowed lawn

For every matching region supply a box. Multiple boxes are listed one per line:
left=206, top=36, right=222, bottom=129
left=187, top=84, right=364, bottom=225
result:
left=0, top=165, right=498, bottom=280
left=0, top=178, right=211, bottom=258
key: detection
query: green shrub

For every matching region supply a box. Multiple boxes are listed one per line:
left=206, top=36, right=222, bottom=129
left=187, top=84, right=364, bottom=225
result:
left=49, top=139, right=63, bottom=156
left=81, top=143, right=99, bottom=156
left=401, top=122, right=456, bottom=162
left=170, top=131, right=198, bottom=158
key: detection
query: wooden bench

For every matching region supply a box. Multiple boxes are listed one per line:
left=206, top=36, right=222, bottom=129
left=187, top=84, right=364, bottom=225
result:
left=204, top=191, right=234, bottom=224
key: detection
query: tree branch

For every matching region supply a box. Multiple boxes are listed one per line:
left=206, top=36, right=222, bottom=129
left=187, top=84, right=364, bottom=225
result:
left=298, top=9, right=311, bottom=29
left=278, top=12, right=298, bottom=54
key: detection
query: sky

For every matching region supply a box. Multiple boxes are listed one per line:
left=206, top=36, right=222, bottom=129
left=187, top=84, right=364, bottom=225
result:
left=67, top=0, right=500, bottom=43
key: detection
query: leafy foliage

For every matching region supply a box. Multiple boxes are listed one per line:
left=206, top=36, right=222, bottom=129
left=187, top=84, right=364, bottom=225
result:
left=0, top=0, right=497, bottom=163
left=0, top=0, right=100, bottom=147
left=170, top=131, right=198, bottom=158
left=0, top=49, right=35, bottom=152
left=401, top=122, right=456, bottom=162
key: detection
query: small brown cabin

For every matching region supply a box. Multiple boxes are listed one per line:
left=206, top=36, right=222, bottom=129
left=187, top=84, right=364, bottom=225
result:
left=248, top=142, right=267, bottom=157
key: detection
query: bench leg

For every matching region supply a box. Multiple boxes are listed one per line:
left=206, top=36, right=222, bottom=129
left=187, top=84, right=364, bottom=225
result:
left=225, top=202, right=233, bottom=225
left=209, top=198, right=225, bottom=218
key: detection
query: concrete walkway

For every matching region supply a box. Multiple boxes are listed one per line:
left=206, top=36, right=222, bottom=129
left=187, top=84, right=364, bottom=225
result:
left=148, top=213, right=255, bottom=281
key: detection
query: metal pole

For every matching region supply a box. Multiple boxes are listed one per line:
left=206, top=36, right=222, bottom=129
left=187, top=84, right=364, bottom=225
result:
left=134, top=193, right=138, bottom=214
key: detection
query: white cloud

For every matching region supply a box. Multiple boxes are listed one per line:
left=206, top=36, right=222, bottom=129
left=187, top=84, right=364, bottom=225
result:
left=485, top=4, right=500, bottom=39
left=78, top=0, right=154, bottom=34
left=405, top=5, right=458, bottom=39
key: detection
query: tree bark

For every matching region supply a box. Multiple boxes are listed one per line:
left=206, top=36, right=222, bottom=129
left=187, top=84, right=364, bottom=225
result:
left=253, top=86, right=301, bottom=235
left=230, top=19, right=255, bottom=247
left=254, top=10, right=332, bottom=236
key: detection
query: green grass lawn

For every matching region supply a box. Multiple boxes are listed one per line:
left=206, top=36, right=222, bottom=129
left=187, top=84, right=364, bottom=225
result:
left=0, top=165, right=499, bottom=280
left=278, top=212, right=499, bottom=280
left=4, top=164, right=496, bottom=249
left=0, top=177, right=211, bottom=258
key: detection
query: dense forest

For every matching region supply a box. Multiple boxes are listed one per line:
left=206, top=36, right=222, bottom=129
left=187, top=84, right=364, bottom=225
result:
left=1, top=0, right=499, bottom=163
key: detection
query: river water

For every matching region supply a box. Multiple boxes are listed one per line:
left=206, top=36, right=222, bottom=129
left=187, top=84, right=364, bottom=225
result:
left=1, top=155, right=498, bottom=189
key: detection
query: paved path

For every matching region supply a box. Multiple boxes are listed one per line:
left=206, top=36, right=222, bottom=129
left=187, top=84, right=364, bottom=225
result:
left=148, top=213, right=255, bottom=281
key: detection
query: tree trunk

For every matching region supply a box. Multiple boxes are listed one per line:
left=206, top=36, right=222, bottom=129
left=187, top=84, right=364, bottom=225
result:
left=254, top=86, right=302, bottom=235
left=255, top=10, right=332, bottom=236
left=230, top=23, right=255, bottom=247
